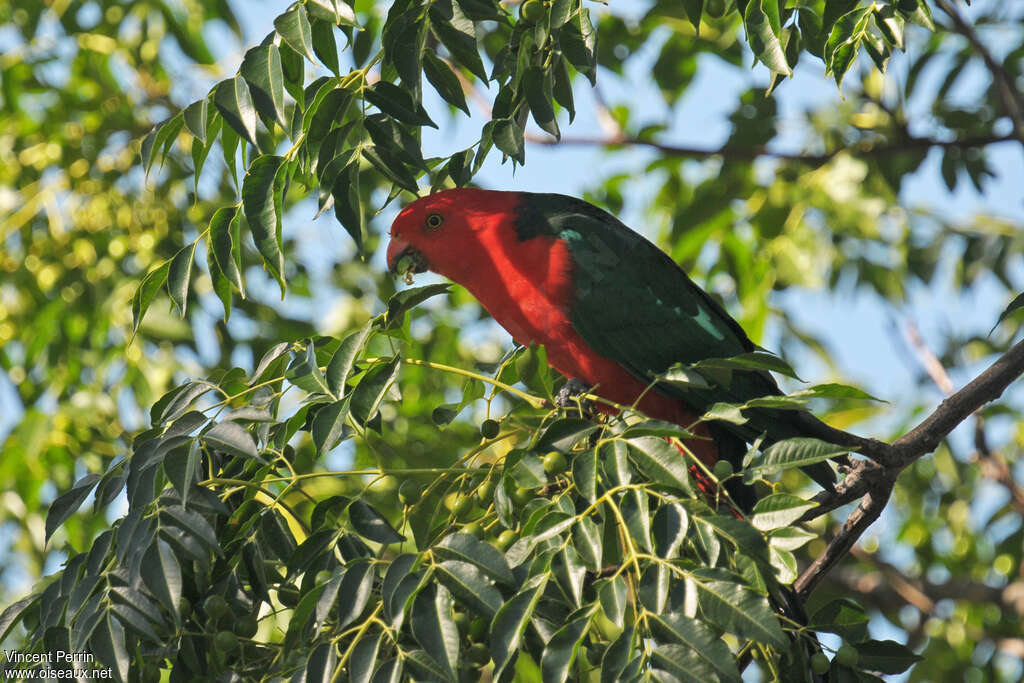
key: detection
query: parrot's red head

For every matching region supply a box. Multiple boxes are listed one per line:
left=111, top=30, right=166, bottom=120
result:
left=386, top=188, right=521, bottom=284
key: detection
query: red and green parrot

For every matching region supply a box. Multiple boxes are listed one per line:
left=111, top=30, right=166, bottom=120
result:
left=387, top=188, right=835, bottom=508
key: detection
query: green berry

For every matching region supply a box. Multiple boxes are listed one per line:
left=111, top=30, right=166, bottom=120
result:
left=462, top=521, right=483, bottom=537
left=542, top=450, right=567, bottom=474
left=469, top=616, right=487, bottom=641
left=203, top=595, right=228, bottom=619
left=234, top=615, right=258, bottom=638
left=520, top=0, right=545, bottom=23
left=713, top=460, right=734, bottom=480
left=467, top=642, right=491, bottom=666
left=475, top=478, right=495, bottom=504
left=835, top=643, right=858, bottom=667
left=510, top=486, right=534, bottom=505
left=399, top=480, right=421, bottom=506
left=481, top=419, right=500, bottom=439
left=810, top=652, right=830, bottom=674
left=453, top=611, right=470, bottom=634
left=177, top=596, right=192, bottom=619
left=450, top=495, right=472, bottom=518
left=495, top=529, right=517, bottom=551
left=213, top=630, right=238, bottom=652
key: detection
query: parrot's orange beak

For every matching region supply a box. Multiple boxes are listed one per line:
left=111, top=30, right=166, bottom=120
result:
left=386, top=236, right=411, bottom=274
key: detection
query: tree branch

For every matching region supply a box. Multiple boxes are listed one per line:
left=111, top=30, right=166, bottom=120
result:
left=527, top=131, right=1017, bottom=164
left=794, top=338, right=1024, bottom=598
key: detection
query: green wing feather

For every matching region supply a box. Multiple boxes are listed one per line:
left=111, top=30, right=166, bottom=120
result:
left=519, top=194, right=832, bottom=477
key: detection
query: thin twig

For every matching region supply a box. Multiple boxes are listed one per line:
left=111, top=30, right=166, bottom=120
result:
left=526, top=131, right=1017, bottom=164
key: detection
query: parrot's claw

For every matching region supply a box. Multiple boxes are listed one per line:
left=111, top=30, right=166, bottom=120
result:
left=556, top=378, right=594, bottom=418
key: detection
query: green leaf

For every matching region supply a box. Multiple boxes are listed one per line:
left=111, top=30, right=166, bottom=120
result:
left=809, top=598, right=869, bottom=643
left=45, top=474, right=100, bottom=542
left=825, top=7, right=872, bottom=87
left=598, top=576, right=627, bottom=627
left=350, top=356, right=402, bottom=429
left=241, top=154, right=288, bottom=294
left=423, top=51, right=470, bottom=114
left=364, top=113, right=427, bottom=170
left=572, top=517, right=602, bottom=571
left=694, top=351, right=801, bottom=379
left=350, top=630, right=382, bottom=683
left=648, top=613, right=742, bottom=683
left=855, top=639, right=923, bottom=674
left=744, top=0, right=791, bottom=76
left=682, top=0, right=704, bottom=33
left=621, top=489, right=652, bottom=552
left=240, top=44, right=287, bottom=127
left=524, top=66, right=559, bottom=139
left=490, top=575, right=548, bottom=679
left=166, top=242, right=196, bottom=316
left=696, top=513, right=768, bottom=560
left=411, top=584, right=460, bottom=680
left=311, top=19, right=340, bottom=75
left=312, top=398, right=350, bottom=455
left=626, top=436, right=693, bottom=494
left=769, top=526, right=816, bottom=552
left=429, top=1, right=489, bottom=82
left=213, top=76, right=258, bottom=146
left=304, top=642, right=338, bottom=683
left=327, top=321, right=373, bottom=397
left=183, top=98, right=207, bottom=141
left=653, top=502, right=688, bottom=558
left=540, top=608, right=594, bottom=681
left=362, top=144, right=420, bottom=194
left=535, top=418, right=597, bottom=452
left=365, top=81, right=437, bottom=128
left=131, top=260, right=171, bottom=334
left=572, top=449, right=597, bottom=502
left=750, top=493, right=816, bottom=531
left=993, top=291, right=1024, bottom=331
left=349, top=500, right=405, bottom=545
left=650, top=644, right=722, bottom=683
left=0, top=597, right=37, bottom=644
left=140, top=538, right=182, bottom=617
left=552, top=54, right=575, bottom=123
left=559, top=9, right=597, bottom=85
left=208, top=205, right=244, bottom=294
left=89, top=612, right=131, bottom=682
left=492, top=117, right=524, bottom=164
left=435, top=560, right=503, bottom=618
left=203, top=421, right=263, bottom=462
left=743, top=437, right=847, bottom=482
left=701, top=402, right=748, bottom=425
left=793, top=383, right=882, bottom=401
left=336, top=561, right=375, bottom=629
left=694, top=579, right=787, bottom=647
left=386, top=283, right=451, bottom=327
left=455, top=0, right=500, bottom=21
left=275, top=5, right=317, bottom=63
left=332, top=160, right=364, bottom=249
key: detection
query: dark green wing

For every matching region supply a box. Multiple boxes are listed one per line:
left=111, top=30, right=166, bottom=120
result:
left=519, top=193, right=804, bottom=442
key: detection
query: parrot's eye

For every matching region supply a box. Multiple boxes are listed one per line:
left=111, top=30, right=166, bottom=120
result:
left=425, top=213, right=444, bottom=230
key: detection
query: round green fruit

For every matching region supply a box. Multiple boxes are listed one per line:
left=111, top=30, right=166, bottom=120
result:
left=542, top=450, right=567, bottom=474
left=398, top=480, right=421, bottom=506
left=467, top=642, right=491, bottom=666
left=495, top=529, right=517, bottom=550
left=475, top=478, right=495, bottom=504
left=462, top=521, right=483, bottom=537
left=835, top=643, right=858, bottom=667
left=810, top=652, right=830, bottom=674
left=203, top=595, right=228, bottom=620
left=177, top=596, right=192, bottom=619
left=510, top=486, right=534, bottom=505
left=481, top=419, right=500, bottom=439
left=713, top=460, right=734, bottom=480
left=450, top=495, right=472, bottom=518
left=213, top=630, right=238, bottom=652
left=234, top=615, right=258, bottom=638
left=469, top=616, right=487, bottom=641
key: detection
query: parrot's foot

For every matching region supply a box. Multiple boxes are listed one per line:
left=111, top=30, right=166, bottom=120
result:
left=556, top=378, right=594, bottom=419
